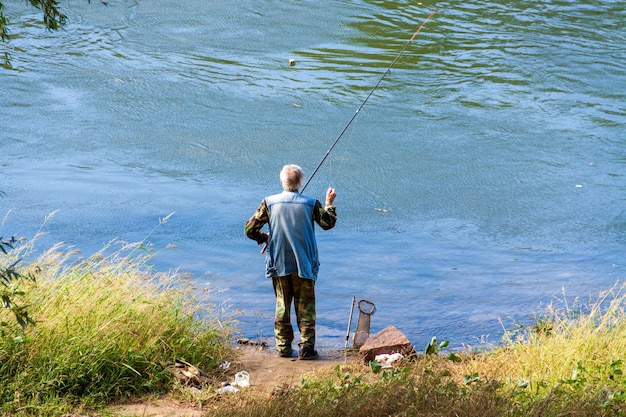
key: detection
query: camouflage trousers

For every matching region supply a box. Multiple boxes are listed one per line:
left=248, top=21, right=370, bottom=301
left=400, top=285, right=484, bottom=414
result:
left=272, top=272, right=316, bottom=355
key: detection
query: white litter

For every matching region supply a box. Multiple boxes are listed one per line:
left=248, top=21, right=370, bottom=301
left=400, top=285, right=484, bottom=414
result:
left=216, top=383, right=239, bottom=394
left=374, top=353, right=404, bottom=368
left=234, top=371, right=250, bottom=388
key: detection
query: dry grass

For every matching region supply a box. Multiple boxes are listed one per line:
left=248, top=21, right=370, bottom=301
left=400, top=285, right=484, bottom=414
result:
left=480, top=284, right=626, bottom=397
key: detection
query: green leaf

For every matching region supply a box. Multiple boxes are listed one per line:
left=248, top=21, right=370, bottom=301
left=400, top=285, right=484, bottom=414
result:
left=463, top=372, right=479, bottom=385
left=424, top=336, right=438, bottom=355
left=447, top=352, right=462, bottom=362
left=369, top=360, right=382, bottom=374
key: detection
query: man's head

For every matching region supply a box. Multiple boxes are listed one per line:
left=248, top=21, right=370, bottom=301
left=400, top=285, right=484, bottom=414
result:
left=280, top=164, right=304, bottom=191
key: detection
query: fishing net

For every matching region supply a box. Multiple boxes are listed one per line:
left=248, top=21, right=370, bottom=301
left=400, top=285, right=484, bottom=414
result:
left=352, top=299, right=376, bottom=349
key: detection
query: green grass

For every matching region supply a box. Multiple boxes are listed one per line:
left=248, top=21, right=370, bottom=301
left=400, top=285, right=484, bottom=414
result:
left=0, top=230, right=234, bottom=416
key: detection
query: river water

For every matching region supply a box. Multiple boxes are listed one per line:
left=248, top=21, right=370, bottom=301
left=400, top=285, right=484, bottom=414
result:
left=2, top=0, right=624, bottom=350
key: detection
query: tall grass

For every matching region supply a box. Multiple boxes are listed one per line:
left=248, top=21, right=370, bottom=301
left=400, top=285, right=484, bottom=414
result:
left=0, top=231, right=234, bottom=416
left=482, top=284, right=626, bottom=406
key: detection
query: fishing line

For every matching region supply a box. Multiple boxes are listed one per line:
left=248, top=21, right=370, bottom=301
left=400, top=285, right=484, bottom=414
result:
left=300, top=8, right=437, bottom=193
left=327, top=120, right=355, bottom=188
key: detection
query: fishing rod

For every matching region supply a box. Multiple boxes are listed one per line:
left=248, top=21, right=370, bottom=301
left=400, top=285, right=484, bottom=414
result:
left=300, top=8, right=437, bottom=193
left=259, top=9, right=435, bottom=255
left=345, top=296, right=356, bottom=358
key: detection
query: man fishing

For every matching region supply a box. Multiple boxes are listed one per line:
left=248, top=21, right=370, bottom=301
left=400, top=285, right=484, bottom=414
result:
left=244, top=164, right=337, bottom=360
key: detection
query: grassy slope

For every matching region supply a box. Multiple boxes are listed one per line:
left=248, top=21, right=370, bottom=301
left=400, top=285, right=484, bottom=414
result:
left=0, top=238, right=234, bottom=416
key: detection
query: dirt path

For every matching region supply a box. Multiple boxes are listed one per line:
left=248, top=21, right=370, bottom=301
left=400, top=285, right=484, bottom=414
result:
left=232, top=346, right=346, bottom=392
left=110, top=346, right=349, bottom=417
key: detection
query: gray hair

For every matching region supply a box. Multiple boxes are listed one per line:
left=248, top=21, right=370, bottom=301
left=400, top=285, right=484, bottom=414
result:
left=280, top=164, right=304, bottom=191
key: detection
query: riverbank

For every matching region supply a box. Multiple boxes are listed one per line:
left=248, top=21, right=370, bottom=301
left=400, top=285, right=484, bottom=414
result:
left=109, top=345, right=348, bottom=417
left=96, top=283, right=626, bottom=417
left=2, top=239, right=626, bottom=416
